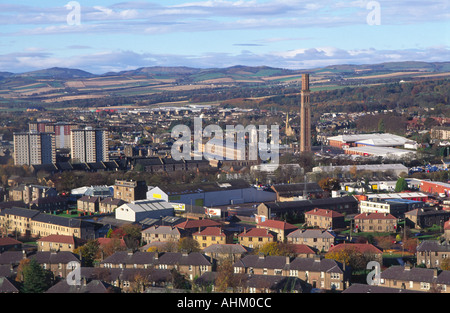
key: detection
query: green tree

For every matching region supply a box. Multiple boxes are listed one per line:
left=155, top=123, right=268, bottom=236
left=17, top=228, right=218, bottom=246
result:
left=395, top=177, right=408, bottom=192
left=318, top=177, right=340, bottom=193
left=75, top=239, right=100, bottom=267
left=178, top=237, right=200, bottom=253
left=378, top=118, right=385, bottom=133
left=170, top=268, right=191, bottom=290
left=21, top=258, right=54, bottom=293
left=118, top=224, right=143, bottom=250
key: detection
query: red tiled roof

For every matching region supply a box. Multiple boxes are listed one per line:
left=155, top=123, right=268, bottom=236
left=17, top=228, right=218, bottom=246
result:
left=0, top=237, right=22, bottom=246
left=193, top=227, right=225, bottom=236
left=355, top=212, right=396, bottom=220
left=257, top=219, right=298, bottom=230
left=238, top=228, right=273, bottom=238
left=305, top=208, right=344, bottom=218
left=290, top=244, right=316, bottom=254
left=327, top=243, right=383, bottom=254
left=37, top=234, right=75, bottom=245
left=175, top=219, right=221, bottom=229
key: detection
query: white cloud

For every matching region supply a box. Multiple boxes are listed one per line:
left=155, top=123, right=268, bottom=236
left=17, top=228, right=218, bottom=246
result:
left=1, top=46, right=448, bottom=74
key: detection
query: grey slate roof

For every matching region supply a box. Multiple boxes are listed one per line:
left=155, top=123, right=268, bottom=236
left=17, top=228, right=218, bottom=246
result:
left=416, top=240, right=450, bottom=253
left=436, top=270, right=450, bottom=285
left=0, top=251, right=27, bottom=265
left=271, top=183, right=323, bottom=196
left=202, top=243, right=248, bottom=254
left=233, top=255, right=288, bottom=270
left=29, top=251, right=80, bottom=264
left=0, top=251, right=79, bottom=266
left=0, top=207, right=40, bottom=219
left=380, top=266, right=439, bottom=283
left=142, top=225, right=182, bottom=236
left=157, top=252, right=211, bottom=266
left=0, top=264, right=15, bottom=278
left=101, top=251, right=159, bottom=265
left=287, top=257, right=344, bottom=274
left=342, top=283, right=424, bottom=293
left=100, top=251, right=211, bottom=267
left=287, top=229, right=336, bottom=239
left=0, top=277, right=19, bottom=293
left=1, top=207, right=95, bottom=229
left=262, top=196, right=358, bottom=211
left=245, top=274, right=308, bottom=292
left=45, top=279, right=117, bottom=293
left=32, top=213, right=93, bottom=228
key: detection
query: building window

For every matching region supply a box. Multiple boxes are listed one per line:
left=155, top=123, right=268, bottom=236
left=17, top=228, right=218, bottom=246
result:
left=331, top=282, right=340, bottom=290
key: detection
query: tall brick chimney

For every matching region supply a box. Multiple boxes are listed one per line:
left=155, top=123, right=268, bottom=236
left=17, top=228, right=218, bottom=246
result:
left=300, top=73, right=311, bottom=153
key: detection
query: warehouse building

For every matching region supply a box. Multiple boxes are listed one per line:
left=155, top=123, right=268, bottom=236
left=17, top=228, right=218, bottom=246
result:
left=255, top=196, right=358, bottom=222
left=115, top=199, right=175, bottom=222
left=419, top=180, right=450, bottom=197
left=327, top=133, right=416, bottom=149
left=148, top=180, right=276, bottom=208
left=343, top=145, right=415, bottom=159
left=359, top=198, right=427, bottom=218
left=312, top=163, right=408, bottom=177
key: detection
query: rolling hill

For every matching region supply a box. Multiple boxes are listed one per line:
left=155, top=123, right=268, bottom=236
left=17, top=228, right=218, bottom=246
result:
left=0, top=61, right=448, bottom=109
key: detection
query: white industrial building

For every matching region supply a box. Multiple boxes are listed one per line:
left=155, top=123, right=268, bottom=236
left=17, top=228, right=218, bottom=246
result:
left=327, top=133, right=416, bottom=148
left=343, top=145, right=415, bottom=159
left=115, top=199, right=175, bottom=222
left=312, top=163, right=409, bottom=177
left=147, top=180, right=276, bottom=208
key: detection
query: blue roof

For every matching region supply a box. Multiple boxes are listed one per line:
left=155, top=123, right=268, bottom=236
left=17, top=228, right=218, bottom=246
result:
left=385, top=198, right=422, bottom=204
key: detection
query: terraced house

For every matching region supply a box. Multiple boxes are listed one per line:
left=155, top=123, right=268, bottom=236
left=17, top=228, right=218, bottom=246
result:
left=238, top=227, right=274, bottom=250
left=416, top=240, right=450, bottom=269
left=0, top=207, right=96, bottom=240
left=256, top=219, right=298, bottom=242
left=233, top=254, right=349, bottom=291
left=101, top=251, right=212, bottom=281
left=354, top=212, right=397, bottom=233
left=141, top=225, right=187, bottom=245
left=0, top=250, right=80, bottom=280
left=304, top=208, right=345, bottom=230
left=286, top=229, right=336, bottom=252
left=193, top=227, right=231, bottom=248
left=0, top=207, right=39, bottom=237
left=379, top=265, right=450, bottom=293
left=30, top=212, right=96, bottom=240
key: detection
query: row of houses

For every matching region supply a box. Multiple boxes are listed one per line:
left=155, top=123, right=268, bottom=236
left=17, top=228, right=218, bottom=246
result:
left=0, top=207, right=96, bottom=240
left=3, top=245, right=450, bottom=293
left=0, top=248, right=351, bottom=293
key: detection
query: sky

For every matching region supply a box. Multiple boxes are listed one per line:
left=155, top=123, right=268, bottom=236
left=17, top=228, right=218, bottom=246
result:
left=0, top=0, right=449, bottom=74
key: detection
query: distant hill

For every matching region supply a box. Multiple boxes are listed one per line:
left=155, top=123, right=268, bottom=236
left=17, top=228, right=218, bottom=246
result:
left=7, top=61, right=450, bottom=81
left=1, top=61, right=448, bottom=108
left=104, top=66, right=202, bottom=77
left=0, top=72, right=14, bottom=79
left=16, top=67, right=96, bottom=79
left=311, top=61, right=450, bottom=75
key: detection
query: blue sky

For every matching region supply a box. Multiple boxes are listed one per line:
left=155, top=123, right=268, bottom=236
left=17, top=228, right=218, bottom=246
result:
left=0, top=0, right=449, bottom=74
